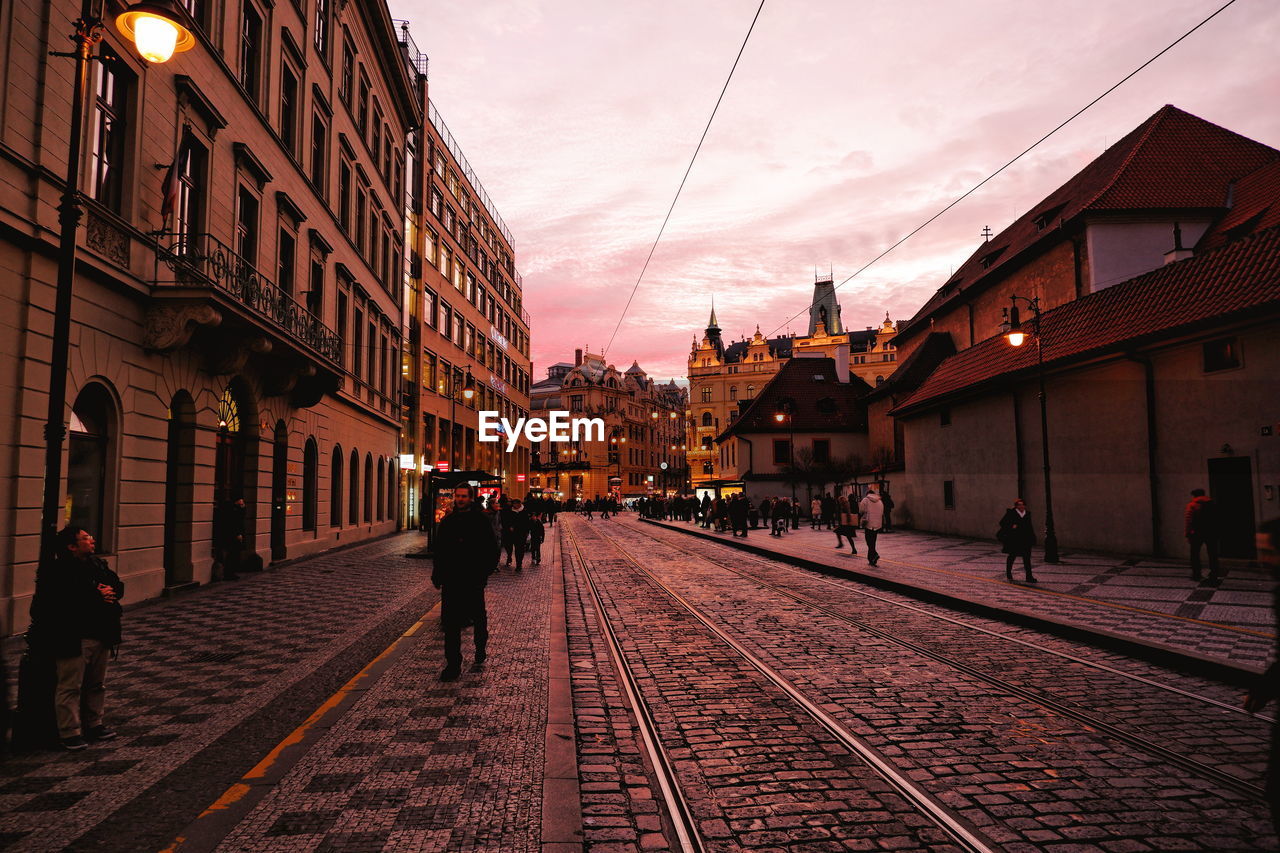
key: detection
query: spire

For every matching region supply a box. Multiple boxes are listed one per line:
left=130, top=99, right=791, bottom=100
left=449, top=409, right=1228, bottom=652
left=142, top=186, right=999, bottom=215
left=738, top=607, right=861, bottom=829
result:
left=708, top=295, right=719, bottom=330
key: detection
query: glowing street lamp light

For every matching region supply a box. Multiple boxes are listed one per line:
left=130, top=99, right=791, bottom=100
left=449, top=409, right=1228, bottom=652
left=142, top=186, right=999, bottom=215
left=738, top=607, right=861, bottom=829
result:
left=115, top=1, right=195, bottom=64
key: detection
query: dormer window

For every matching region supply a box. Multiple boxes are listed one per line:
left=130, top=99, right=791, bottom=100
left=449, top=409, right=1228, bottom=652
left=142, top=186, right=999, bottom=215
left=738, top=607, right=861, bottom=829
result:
left=979, top=246, right=1006, bottom=270
left=1032, top=203, right=1066, bottom=231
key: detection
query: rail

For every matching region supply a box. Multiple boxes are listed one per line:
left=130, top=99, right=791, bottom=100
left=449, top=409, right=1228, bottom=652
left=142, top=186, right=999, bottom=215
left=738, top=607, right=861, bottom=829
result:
left=428, top=100, right=515, bottom=250
left=151, top=232, right=342, bottom=366
left=392, top=20, right=429, bottom=78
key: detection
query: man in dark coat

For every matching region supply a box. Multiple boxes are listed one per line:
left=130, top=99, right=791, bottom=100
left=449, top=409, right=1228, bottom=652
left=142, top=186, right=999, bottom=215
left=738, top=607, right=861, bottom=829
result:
left=432, top=485, right=500, bottom=681
left=1245, top=517, right=1280, bottom=829
left=500, top=500, right=530, bottom=571
left=1185, top=488, right=1221, bottom=582
left=729, top=494, right=749, bottom=537
left=27, top=526, right=124, bottom=750
left=213, top=497, right=246, bottom=580
left=998, top=498, right=1037, bottom=583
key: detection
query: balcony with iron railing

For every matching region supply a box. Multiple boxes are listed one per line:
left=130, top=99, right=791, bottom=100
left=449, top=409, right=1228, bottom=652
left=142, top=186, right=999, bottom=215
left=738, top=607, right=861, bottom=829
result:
left=147, top=232, right=343, bottom=406
left=393, top=20, right=429, bottom=79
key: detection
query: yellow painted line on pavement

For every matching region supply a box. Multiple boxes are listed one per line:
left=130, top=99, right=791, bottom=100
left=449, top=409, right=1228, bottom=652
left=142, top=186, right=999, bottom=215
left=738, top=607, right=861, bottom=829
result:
left=162, top=602, right=442, bottom=851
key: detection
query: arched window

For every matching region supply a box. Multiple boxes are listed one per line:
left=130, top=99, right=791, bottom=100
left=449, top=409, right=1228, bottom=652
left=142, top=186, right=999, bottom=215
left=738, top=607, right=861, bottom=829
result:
left=876, top=375, right=885, bottom=386
left=701, top=411, right=713, bottom=427
left=68, top=382, right=118, bottom=550
left=729, top=386, right=737, bottom=400
left=376, top=457, right=386, bottom=521
left=330, top=445, right=343, bottom=527
left=700, top=386, right=711, bottom=403
left=303, top=438, right=318, bottom=531
left=363, top=453, right=373, bottom=523
left=349, top=448, right=360, bottom=525
left=387, top=459, right=397, bottom=525
left=746, top=385, right=755, bottom=399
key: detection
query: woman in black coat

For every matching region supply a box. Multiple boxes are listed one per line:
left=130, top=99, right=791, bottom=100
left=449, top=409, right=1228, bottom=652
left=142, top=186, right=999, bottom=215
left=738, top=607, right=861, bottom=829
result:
left=998, top=499, right=1037, bottom=583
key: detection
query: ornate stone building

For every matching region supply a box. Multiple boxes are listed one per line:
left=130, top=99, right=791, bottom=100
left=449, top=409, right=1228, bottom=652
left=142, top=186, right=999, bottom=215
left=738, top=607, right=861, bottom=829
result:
left=1, top=0, right=420, bottom=630
left=530, top=350, right=687, bottom=499
left=401, top=27, right=531, bottom=524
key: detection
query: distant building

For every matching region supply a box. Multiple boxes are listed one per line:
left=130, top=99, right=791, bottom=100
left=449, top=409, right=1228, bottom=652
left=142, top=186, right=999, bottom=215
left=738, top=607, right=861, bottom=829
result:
left=529, top=350, right=687, bottom=499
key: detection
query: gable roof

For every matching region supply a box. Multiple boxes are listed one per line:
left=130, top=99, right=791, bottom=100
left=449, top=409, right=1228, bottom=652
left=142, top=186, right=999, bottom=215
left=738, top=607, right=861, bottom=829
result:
left=891, top=224, right=1280, bottom=416
left=718, top=358, right=872, bottom=442
left=897, top=105, right=1280, bottom=342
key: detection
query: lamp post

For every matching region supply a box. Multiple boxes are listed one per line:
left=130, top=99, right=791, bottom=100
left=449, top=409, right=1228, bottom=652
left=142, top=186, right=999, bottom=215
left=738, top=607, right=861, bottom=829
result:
left=448, top=368, right=475, bottom=472
left=38, top=0, right=194, bottom=566
left=1002, top=295, right=1060, bottom=564
left=774, top=402, right=795, bottom=503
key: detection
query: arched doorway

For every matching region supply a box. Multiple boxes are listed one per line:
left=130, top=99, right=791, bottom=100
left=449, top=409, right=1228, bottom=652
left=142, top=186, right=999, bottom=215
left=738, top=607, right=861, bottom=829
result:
left=213, top=382, right=257, bottom=565
left=271, top=419, right=288, bottom=560
left=68, top=382, right=118, bottom=551
left=164, top=391, right=196, bottom=587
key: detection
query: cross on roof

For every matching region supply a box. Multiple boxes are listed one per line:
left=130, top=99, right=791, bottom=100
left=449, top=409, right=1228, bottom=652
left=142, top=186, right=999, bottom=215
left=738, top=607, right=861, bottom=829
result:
left=981, top=225, right=993, bottom=242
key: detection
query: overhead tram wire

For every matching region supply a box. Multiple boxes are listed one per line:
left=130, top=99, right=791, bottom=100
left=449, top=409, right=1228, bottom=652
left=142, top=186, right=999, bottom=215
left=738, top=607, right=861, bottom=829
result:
left=764, top=0, right=1242, bottom=340
left=602, top=0, right=767, bottom=359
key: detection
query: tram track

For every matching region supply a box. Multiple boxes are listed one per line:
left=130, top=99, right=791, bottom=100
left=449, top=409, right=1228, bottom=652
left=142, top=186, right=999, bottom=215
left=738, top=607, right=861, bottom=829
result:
left=613, top=518, right=1270, bottom=804
left=635, top=518, right=1274, bottom=724
left=564, top=521, right=1004, bottom=853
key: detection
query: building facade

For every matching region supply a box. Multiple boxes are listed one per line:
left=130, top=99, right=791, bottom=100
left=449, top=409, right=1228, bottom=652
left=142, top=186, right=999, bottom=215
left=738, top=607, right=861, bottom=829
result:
left=0, top=0, right=419, bottom=631
left=530, top=350, right=687, bottom=499
left=401, top=32, right=531, bottom=525
left=876, top=107, right=1280, bottom=557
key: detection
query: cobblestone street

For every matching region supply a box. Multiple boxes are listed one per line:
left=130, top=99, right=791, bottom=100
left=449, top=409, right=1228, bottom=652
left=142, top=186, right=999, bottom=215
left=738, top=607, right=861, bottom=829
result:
left=2, top=515, right=1277, bottom=851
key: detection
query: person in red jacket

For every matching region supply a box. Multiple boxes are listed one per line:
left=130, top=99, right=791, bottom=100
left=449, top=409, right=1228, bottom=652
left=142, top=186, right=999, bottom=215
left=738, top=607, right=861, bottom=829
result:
left=1184, top=488, right=1221, bottom=583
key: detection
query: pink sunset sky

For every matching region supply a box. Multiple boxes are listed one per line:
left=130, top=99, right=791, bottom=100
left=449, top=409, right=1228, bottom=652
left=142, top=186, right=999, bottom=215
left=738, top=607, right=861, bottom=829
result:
left=388, top=0, right=1280, bottom=383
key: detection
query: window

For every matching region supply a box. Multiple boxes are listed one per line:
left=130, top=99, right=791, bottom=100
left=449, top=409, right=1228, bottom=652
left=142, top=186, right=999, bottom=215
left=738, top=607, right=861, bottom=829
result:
left=371, top=110, right=382, bottom=165
left=746, top=385, right=755, bottom=399
left=310, top=113, right=328, bottom=191
left=340, top=36, right=354, bottom=105
left=355, top=183, right=367, bottom=255
left=772, top=439, right=791, bottom=466
left=812, top=439, right=830, bottom=464
left=306, top=254, right=324, bottom=316
left=277, top=226, right=296, bottom=295
left=179, top=0, right=205, bottom=29
left=302, top=438, right=318, bottom=531
left=236, top=186, right=259, bottom=264
left=90, top=51, right=129, bottom=212
left=701, top=411, right=712, bottom=427
left=357, top=72, right=369, bottom=134
left=423, top=350, right=436, bottom=392
left=729, top=386, right=737, bottom=400
left=423, top=288, right=437, bottom=328
left=68, top=383, right=116, bottom=551
left=440, top=302, right=452, bottom=343
left=313, top=0, right=329, bottom=59
left=349, top=449, right=360, bottom=525
left=353, top=306, right=364, bottom=380
left=943, top=480, right=955, bottom=509
left=175, top=136, right=207, bottom=246
left=700, top=386, right=712, bottom=403
left=1203, top=337, right=1241, bottom=372
left=239, top=2, right=263, bottom=103
left=338, top=159, right=351, bottom=231
left=336, top=289, right=348, bottom=371
left=940, top=408, right=951, bottom=427
left=279, top=62, right=299, bottom=154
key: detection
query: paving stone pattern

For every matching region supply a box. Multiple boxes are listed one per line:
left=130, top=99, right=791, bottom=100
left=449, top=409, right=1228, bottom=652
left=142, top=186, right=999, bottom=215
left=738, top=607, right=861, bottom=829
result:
left=588, top=518, right=1279, bottom=851
left=649, top=519, right=1278, bottom=668
left=0, top=535, right=436, bottom=852
left=564, top=518, right=964, bottom=852
left=211, top=542, right=554, bottom=852
left=631, top=520, right=1275, bottom=787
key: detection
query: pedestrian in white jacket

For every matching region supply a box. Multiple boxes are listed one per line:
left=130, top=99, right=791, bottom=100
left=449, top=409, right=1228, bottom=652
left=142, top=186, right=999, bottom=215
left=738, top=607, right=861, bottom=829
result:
left=859, top=487, right=885, bottom=566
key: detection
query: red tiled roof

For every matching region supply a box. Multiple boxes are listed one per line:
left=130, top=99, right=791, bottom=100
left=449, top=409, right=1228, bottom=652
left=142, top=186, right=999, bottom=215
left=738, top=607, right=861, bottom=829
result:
left=897, top=105, right=1280, bottom=341
left=891, top=224, right=1280, bottom=416
left=1199, top=160, right=1280, bottom=251
left=718, top=358, right=870, bottom=442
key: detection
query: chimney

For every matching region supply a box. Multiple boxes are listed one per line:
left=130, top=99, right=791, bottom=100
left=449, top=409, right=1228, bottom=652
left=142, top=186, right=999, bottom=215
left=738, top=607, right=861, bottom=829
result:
left=574, top=348, right=583, bottom=366
left=1163, top=222, right=1194, bottom=265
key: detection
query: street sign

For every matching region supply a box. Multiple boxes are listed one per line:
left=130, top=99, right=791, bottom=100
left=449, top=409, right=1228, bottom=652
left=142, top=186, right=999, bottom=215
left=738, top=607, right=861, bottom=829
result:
left=516, top=474, right=526, bottom=482
left=436, top=461, right=451, bottom=472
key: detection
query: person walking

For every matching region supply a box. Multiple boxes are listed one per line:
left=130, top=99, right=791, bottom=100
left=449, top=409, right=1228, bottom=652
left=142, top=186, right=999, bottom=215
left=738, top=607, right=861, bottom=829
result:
left=528, top=512, right=546, bottom=566
left=810, top=497, right=822, bottom=530
left=432, top=485, right=500, bottom=681
left=821, top=493, right=838, bottom=531
left=502, top=499, right=531, bottom=571
left=27, top=526, right=124, bottom=750
left=1245, top=517, right=1280, bottom=829
left=1185, top=488, right=1221, bottom=582
left=881, top=489, right=896, bottom=533
left=859, top=486, right=885, bottom=566
left=760, top=497, right=772, bottom=531
left=997, top=498, right=1037, bottom=583
left=835, top=493, right=858, bottom=555
left=772, top=498, right=790, bottom=537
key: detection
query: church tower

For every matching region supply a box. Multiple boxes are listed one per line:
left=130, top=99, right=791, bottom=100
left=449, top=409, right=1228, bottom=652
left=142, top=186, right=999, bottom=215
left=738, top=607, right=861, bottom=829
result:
left=807, top=272, right=844, bottom=337
left=704, top=305, right=724, bottom=359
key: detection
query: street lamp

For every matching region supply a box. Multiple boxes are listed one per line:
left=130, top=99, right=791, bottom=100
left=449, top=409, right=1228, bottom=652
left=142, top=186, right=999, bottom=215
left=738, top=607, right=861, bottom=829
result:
left=38, top=0, right=194, bottom=567
left=1001, top=295, right=1060, bottom=563
left=448, top=368, right=475, bottom=471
